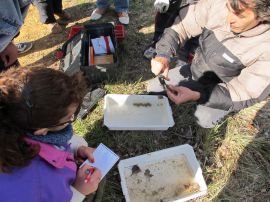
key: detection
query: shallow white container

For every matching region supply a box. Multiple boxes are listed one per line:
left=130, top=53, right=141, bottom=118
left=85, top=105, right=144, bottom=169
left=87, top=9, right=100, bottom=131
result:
left=118, top=144, right=207, bottom=202
left=104, top=94, right=174, bottom=130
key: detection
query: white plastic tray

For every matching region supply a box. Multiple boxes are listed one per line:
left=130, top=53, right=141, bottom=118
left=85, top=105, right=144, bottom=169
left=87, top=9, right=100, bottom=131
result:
left=104, top=94, right=174, bottom=130
left=118, top=144, right=207, bottom=202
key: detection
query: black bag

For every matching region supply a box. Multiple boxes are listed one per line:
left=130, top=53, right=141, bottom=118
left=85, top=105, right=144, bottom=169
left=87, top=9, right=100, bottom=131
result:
left=59, top=23, right=119, bottom=84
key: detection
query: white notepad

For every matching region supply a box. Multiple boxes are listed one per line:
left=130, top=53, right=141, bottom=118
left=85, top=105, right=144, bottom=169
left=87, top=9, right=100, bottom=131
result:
left=91, top=36, right=115, bottom=55
left=80, top=143, right=119, bottom=179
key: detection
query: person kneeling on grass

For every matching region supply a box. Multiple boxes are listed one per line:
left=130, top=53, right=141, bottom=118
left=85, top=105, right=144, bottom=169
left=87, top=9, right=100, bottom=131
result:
left=0, top=67, right=103, bottom=202
left=148, top=0, right=270, bottom=128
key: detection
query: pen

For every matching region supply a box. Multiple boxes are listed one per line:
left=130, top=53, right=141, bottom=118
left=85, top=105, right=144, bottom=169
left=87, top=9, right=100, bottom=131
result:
left=84, top=167, right=95, bottom=183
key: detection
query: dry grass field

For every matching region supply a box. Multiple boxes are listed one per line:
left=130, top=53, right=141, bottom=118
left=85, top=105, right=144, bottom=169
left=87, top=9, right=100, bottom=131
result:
left=16, top=0, right=270, bottom=201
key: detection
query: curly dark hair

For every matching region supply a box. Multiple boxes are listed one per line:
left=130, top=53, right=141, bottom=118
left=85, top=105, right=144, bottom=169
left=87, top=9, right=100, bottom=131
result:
left=229, top=0, right=270, bottom=22
left=0, top=67, right=87, bottom=173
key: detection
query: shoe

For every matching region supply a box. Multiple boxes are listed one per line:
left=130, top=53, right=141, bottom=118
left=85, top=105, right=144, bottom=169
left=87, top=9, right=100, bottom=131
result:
left=90, top=8, right=105, bottom=20
left=56, top=11, right=71, bottom=25
left=15, top=42, right=33, bottom=54
left=47, top=23, right=63, bottom=34
left=76, top=88, right=106, bottom=119
left=55, top=11, right=71, bottom=20
left=143, top=46, right=156, bottom=60
left=118, top=11, right=129, bottom=25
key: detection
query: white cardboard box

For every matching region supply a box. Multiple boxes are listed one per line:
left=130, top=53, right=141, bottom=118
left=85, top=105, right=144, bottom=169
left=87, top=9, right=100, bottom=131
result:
left=118, top=144, right=207, bottom=202
left=104, top=94, right=175, bottom=130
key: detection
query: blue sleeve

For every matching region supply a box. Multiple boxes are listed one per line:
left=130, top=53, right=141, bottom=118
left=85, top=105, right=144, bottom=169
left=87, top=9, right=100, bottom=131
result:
left=0, top=0, right=29, bottom=52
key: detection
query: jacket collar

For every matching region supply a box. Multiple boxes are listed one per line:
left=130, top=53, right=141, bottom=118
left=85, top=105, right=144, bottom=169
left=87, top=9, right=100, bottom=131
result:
left=237, top=23, right=270, bottom=37
left=225, top=20, right=270, bottom=37
left=26, top=138, right=77, bottom=171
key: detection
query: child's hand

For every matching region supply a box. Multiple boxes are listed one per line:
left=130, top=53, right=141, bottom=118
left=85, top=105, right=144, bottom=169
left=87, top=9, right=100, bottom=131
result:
left=76, top=146, right=95, bottom=163
left=73, top=165, right=102, bottom=195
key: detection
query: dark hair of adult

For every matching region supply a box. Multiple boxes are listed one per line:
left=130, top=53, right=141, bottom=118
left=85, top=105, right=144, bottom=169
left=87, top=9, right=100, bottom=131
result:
left=229, top=0, right=270, bottom=22
left=0, top=67, right=87, bottom=173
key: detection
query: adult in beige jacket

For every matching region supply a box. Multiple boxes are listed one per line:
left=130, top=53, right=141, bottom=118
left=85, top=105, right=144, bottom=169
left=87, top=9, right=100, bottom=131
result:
left=148, top=0, right=270, bottom=128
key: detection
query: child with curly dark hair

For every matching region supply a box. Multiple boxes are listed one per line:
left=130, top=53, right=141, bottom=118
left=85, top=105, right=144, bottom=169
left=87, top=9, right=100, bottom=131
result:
left=0, top=67, right=102, bottom=202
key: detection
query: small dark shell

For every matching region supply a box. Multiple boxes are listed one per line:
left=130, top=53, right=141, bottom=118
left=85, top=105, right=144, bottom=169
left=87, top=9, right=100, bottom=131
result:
left=131, top=165, right=141, bottom=175
left=144, top=169, right=154, bottom=178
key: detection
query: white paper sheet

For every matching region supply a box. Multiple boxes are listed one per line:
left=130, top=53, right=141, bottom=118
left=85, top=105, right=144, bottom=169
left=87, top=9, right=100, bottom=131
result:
left=91, top=36, right=115, bottom=55
left=79, top=143, right=119, bottom=179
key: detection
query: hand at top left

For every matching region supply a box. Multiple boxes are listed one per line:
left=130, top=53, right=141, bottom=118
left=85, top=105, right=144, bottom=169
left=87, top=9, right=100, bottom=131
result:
left=0, top=42, right=18, bottom=67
